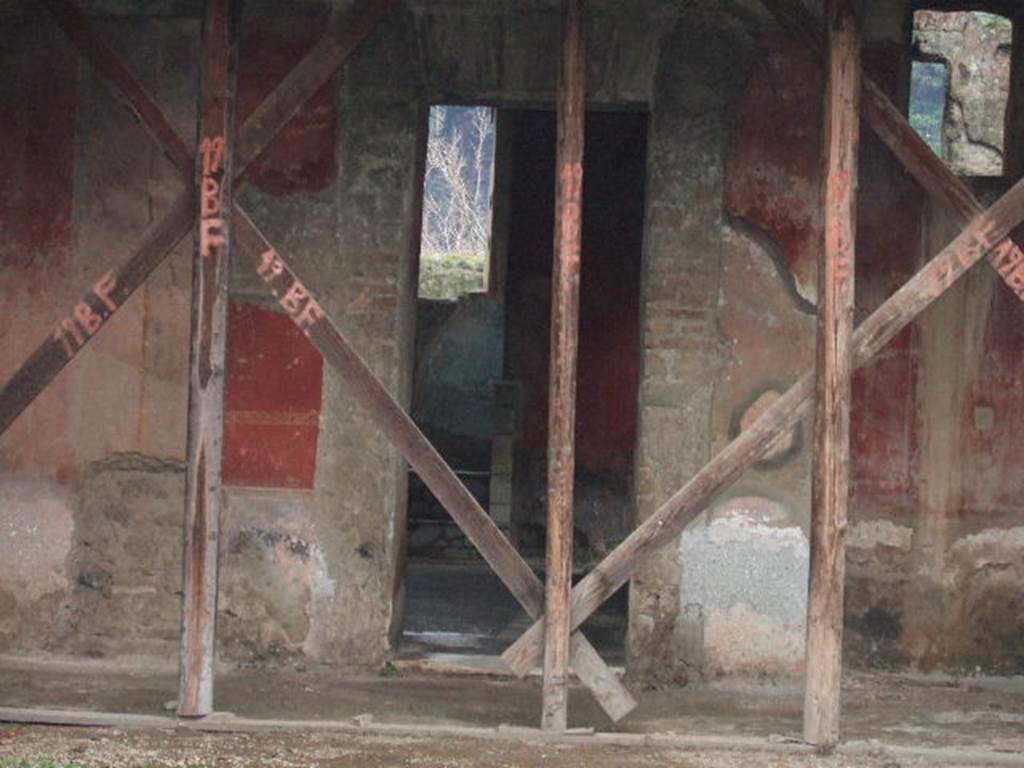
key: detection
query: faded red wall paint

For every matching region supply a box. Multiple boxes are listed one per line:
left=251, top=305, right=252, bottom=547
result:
left=0, top=3, right=79, bottom=482
left=0, top=5, right=77, bottom=274
left=223, top=302, right=323, bottom=489
left=962, top=270, right=1024, bottom=523
left=237, top=3, right=337, bottom=195
left=504, top=111, right=646, bottom=484
left=725, top=31, right=824, bottom=302
left=726, top=35, right=923, bottom=521
left=851, top=42, right=923, bottom=521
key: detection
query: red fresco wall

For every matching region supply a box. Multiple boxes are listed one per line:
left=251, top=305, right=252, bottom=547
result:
left=225, top=4, right=338, bottom=486
left=236, top=2, right=337, bottom=195
left=223, top=302, right=323, bottom=489
left=503, top=110, right=646, bottom=485
left=0, top=3, right=79, bottom=481
left=725, top=31, right=923, bottom=524
left=961, top=272, right=1024, bottom=525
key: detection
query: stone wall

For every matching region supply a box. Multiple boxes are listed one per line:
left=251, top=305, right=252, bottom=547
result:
left=914, top=10, right=1013, bottom=176
left=1, top=0, right=1022, bottom=684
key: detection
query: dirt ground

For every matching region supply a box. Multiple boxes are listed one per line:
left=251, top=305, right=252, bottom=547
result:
left=0, top=656, right=1022, bottom=766
left=0, top=725, right=984, bottom=768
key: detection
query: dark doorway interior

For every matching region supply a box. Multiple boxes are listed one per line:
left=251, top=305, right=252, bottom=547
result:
left=401, top=108, right=649, bottom=663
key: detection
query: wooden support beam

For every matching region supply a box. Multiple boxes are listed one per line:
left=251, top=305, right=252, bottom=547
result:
left=0, top=0, right=395, bottom=439
left=502, top=174, right=1024, bottom=678
left=542, top=0, right=585, bottom=734
left=232, top=208, right=637, bottom=723
left=178, top=0, right=235, bottom=718
left=19, top=0, right=637, bottom=721
left=234, top=0, right=396, bottom=175
left=758, top=0, right=1024, bottom=301
left=41, top=0, right=194, bottom=179
left=0, top=193, right=194, bottom=437
left=803, top=0, right=860, bottom=747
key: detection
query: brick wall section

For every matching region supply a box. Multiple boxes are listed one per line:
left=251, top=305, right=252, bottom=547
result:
left=627, top=11, right=745, bottom=685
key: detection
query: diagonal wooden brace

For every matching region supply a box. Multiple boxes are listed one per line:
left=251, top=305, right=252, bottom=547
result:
left=502, top=175, right=1024, bottom=677
left=10, top=0, right=637, bottom=722
left=758, top=0, right=1024, bottom=301
left=232, top=208, right=637, bottom=722
left=0, top=0, right=396, bottom=436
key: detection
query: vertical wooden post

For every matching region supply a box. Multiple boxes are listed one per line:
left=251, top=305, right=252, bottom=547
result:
left=804, top=0, right=860, bottom=748
left=179, top=0, right=235, bottom=718
left=542, top=0, right=585, bottom=733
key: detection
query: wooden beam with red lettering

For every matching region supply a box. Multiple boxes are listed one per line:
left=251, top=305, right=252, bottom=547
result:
left=0, top=0, right=396, bottom=437
left=178, top=0, right=236, bottom=719
left=24, top=0, right=638, bottom=729
left=758, top=0, right=1024, bottom=301
left=232, top=207, right=637, bottom=723
left=19, top=0, right=638, bottom=724
left=0, top=195, right=195, bottom=437
left=42, top=0, right=194, bottom=178
left=542, top=0, right=586, bottom=734
left=804, top=0, right=861, bottom=747
left=502, top=174, right=1024, bottom=679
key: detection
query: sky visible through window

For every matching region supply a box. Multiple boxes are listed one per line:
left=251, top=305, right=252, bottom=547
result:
left=909, top=60, right=948, bottom=156
left=418, top=105, right=497, bottom=300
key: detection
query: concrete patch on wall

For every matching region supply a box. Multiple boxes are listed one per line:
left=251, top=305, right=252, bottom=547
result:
left=0, top=481, right=75, bottom=651
left=848, top=520, right=914, bottom=553
left=65, top=454, right=185, bottom=659
left=943, top=526, right=1024, bottom=673
left=220, top=488, right=338, bottom=664
left=844, top=519, right=913, bottom=669
left=679, top=497, right=808, bottom=678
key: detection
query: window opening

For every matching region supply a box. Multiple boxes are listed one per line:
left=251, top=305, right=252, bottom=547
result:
left=911, top=10, right=1013, bottom=177
left=418, top=105, right=497, bottom=300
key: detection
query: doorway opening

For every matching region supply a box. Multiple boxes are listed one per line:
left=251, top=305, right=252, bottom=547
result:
left=400, top=107, right=649, bottom=664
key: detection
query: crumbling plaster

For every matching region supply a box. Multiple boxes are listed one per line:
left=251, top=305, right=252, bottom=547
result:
left=1, top=0, right=1022, bottom=683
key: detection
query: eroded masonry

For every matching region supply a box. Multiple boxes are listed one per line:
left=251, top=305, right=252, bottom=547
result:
left=1, top=0, right=1022, bottom=743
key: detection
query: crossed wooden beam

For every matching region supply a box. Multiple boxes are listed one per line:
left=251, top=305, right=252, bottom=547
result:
left=500, top=0, right=1024, bottom=728
left=3, top=0, right=1024, bottom=734
left=0, top=0, right=635, bottom=723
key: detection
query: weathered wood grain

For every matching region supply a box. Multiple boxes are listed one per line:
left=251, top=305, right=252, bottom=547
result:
left=759, top=0, right=1024, bottom=301
left=803, top=0, right=860, bottom=747
left=23, top=0, right=634, bottom=722
left=2, top=0, right=396, bottom=437
left=232, top=208, right=637, bottom=723
left=542, top=0, right=586, bottom=734
left=179, top=0, right=235, bottom=719
left=234, top=0, right=396, bottom=175
left=502, top=174, right=1024, bottom=678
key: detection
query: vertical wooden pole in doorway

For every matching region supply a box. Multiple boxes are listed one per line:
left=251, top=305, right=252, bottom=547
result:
left=804, top=0, right=861, bottom=748
left=179, top=0, right=236, bottom=718
left=542, top=0, right=586, bottom=733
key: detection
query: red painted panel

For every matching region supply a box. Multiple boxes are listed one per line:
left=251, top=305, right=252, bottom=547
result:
left=237, top=3, right=337, bottom=195
left=725, top=31, right=824, bottom=301
left=0, top=5, right=77, bottom=274
left=962, top=269, right=1024, bottom=520
left=223, top=302, right=323, bottom=489
left=725, top=34, right=922, bottom=520
left=0, top=4, right=79, bottom=483
left=504, top=111, right=646, bottom=477
left=850, top=43, right=923, bottom=518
